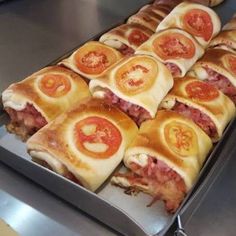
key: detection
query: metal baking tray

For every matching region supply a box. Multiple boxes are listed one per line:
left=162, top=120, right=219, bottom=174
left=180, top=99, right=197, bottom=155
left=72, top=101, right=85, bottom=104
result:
left=0, top=1, right=236, bottom=235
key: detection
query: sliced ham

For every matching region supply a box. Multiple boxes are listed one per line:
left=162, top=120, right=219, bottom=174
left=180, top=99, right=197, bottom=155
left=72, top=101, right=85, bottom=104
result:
left=165, top=62, right=181, bottom=77
left=5, top=103, right=47, bottom=140
left=103, top=88, right=151, bottom=126
left=115, top=156, right=186, bottom=213
left=172, top=101, right=217, bottom=139
left=204, top=67, right=236, bottom=104
left=119, top=44, right=135, bottom=56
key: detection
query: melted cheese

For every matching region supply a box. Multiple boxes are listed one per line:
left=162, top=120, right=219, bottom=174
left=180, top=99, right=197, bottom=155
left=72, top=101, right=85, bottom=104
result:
left=29, top=150, right=67, bottom=175
left=127, top=153, right=148, bottom=167
left=2, top=89, right=27, bottom=110
left=103, top=39, right=123, bottom=49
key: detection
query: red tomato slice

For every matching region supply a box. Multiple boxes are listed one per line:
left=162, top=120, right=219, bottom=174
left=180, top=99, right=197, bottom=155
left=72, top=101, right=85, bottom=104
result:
left=128, top=29, right=149, bottom=47
left=152, top=33, right=195, bottom=60
left=183, top=9, right=213, bottom=42
left=164, top=121, right=198, bottom=157
left=74, top=44, right=119, bottom=75
left=39, top=74, right=71, bottom=97
left=115, top=56, right=157, bottom=95
left=186, top=81, right=219, bottom=102
left=75, top=117, right=122, bottom=159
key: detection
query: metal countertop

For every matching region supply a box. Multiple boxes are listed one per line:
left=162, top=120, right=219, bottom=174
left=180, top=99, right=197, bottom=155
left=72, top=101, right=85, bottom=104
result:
left=0, top=0, right=236, bottom=236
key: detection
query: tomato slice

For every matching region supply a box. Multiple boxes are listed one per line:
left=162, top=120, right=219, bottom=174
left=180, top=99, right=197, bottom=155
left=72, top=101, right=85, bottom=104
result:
left=183, top=9, right=213, bottom=42
left=185, top=81, right=219, bottom=102
left=164, top=121, right=198, bottom=157
left=75, top=117, right=122, bottom=159
left=152, top=32, right=195, bottom=60
left=74, top=43, right=119, bottom=75
left=224, top=54, right=236, bottom=76
left=39, top=74, right=71, bottom=97
left=115, top=56, right=157, bottom=95
left=128, top=29, right=149, bottom=47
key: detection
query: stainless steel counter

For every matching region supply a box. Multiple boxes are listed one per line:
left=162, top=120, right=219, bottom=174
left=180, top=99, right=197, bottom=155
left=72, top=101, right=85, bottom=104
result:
left=1, top=0, right=236, bottom=235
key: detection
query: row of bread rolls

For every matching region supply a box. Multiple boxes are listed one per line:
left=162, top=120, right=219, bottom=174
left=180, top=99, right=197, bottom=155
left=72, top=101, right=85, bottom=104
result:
left=0, top=0, right=226, bottom=213
left=111, top=5, right=236, bottom=213
left=135, top=2, right=221, bottom=77
left=1, top=0, right=168, bottom=140
left=190, top=13, right=236, bottom=105
left=1, top=0, right=176, bottom=190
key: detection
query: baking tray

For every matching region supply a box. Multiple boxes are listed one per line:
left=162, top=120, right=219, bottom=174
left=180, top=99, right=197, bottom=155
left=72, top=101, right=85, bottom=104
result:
left=1, top=1, right=236, bottom=236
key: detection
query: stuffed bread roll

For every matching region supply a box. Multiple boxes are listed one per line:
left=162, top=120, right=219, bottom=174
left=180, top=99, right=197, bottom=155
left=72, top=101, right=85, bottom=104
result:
left=2, top=66, right=90, bottom=140
left=136, top=28, right=204, bottom=77
left=127, top=4, right=168, bottom=32
left=153, top=0, right=182, bottom=8
left=89, top=54, right=173, bottom=126
left=209, top=30, right=236, bottom=53
left=59, top=41, right=123, bottom=80
left=160, top=76, right=235, bottom=142
left=99, top=23, right=153, bottom=56
left=189, top=48, right=236, bottom=104
left=156, top=2, right=221, bottom=48
left=27, top=98, right=138, bottom=191
left=111, top=110, right=212, bottom=213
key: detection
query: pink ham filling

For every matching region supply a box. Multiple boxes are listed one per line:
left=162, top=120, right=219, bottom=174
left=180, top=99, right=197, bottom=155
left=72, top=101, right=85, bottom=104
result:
left=119, top=44, right=135, bottom=56
left=116, top=156, right=186, bottom=213
left=165, top=62, right=181, bottom=77
left=5, top=103, right=47, bottom=136
left=204, top=67, right=236, bottom=104
left=103, top=88, right=151, bottom=126
left=172, top=101, right=217, bottom=139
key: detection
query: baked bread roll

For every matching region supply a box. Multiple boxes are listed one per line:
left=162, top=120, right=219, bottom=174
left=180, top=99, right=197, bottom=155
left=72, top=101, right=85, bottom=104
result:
left=156, top=2, right=221, bottom=48
left=111, top=110, right=212, bottom=213
left=136, top=28, right=204, bottom=77
left=160, top=76, right=235, bottom=142
left=27, top=98, right=138, bottom=191
left=127, top=4, right=170, bottom=32
left=189, top=48, right=236, bottom=105
left=59, top=41, right=123, bottom=80
left=209, top=30, right=236, bottom=53
left=89, top=54, right=173, bottom=126
left=99, top=23, right=153, bottom=56
left=2, top=66, right=90, bottom=140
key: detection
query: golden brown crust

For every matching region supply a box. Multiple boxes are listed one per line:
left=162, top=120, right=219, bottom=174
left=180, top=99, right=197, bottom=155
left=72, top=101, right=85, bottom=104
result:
left=127, top=6, right=165, bottom=32
left=209, top=30, right=236, bottom=53
left=136, top=28, right=204, bottom=77
left=58, top=41, right=123, bottom=80
left=191, top=48, right=236, bottom=87
left=124, top=110, right=213, bottom=190
left=156, top=2, right=221, bottom=48
left=89, top=54, right=173, bottom=118
left=27, top=98, right=138, bottom=191
left=99, top=23, right=153, bottom=51
left=162, top=76, right=236, bottom=141
left=2, top=66, right=91, bottom=122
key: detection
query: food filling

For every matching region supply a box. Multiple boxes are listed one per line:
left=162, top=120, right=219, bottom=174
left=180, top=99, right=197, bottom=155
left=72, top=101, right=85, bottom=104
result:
left=172, top=101, right=217, bottom=139
left=5, top=103, right=47, bottom=140
left=115, top=155, right=186, bottom=213
left=118, top=44, right=135, bottom=56
left=204, top=67, right=236, bottom=104
left=165, top=62, right=181, bottom=77
left=102, top=88, right=151, bottom=126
